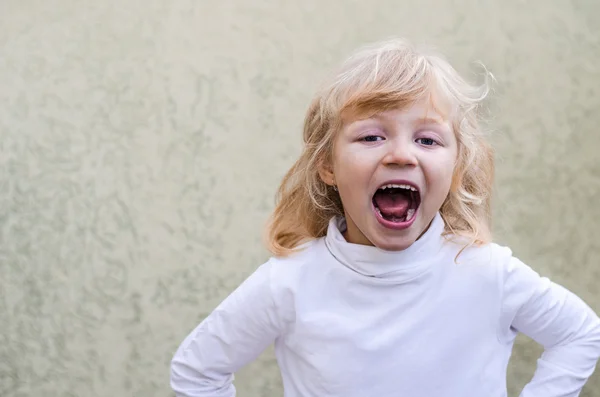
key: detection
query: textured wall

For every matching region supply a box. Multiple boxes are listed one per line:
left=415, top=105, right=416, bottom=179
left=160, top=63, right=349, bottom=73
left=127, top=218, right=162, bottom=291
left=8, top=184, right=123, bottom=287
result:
left=1, top=1, right=599, bottom=396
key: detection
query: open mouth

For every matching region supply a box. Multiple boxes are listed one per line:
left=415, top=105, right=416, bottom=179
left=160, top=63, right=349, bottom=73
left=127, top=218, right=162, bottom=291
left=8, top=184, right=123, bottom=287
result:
left=372, top=182, right=421, bottom=227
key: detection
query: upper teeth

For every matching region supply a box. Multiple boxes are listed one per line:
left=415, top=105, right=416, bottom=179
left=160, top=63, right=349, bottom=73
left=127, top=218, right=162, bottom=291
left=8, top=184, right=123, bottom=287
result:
left=379, top=183, right=417, bottom=191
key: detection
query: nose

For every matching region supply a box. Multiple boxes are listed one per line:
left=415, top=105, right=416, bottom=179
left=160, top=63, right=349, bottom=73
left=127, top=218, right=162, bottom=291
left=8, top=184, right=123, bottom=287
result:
left=382, top=138, right=418, bottom=167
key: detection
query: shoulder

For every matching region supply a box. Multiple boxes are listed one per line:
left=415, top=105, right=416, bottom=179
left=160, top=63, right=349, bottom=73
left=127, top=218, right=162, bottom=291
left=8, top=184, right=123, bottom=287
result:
left=442, top=236, right=513, bottom=268
left=443, top=237, right=541, bottom=287
left=454, top=240, right=513, bottom=267
left=257, top=238, right=326, bottom=328
left=262, top=237, right=327, bottom=290
left=439, top=237, right=516, bottom=285
left=268, top=238, right=323, bottom=268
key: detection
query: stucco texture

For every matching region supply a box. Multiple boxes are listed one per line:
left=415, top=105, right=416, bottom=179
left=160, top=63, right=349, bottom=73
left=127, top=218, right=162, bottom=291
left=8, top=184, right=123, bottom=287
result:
left=1, top=1, right=599, bottom=396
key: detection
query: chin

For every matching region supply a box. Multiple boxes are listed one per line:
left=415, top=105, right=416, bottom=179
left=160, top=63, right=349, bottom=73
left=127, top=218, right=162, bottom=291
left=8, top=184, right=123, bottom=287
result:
left=371, top=234, right=417, bottom=251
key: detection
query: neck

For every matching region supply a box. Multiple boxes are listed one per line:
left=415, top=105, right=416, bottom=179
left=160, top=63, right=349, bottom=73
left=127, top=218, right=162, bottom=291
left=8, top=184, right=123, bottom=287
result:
left=325, top=213, right=446, bottom=283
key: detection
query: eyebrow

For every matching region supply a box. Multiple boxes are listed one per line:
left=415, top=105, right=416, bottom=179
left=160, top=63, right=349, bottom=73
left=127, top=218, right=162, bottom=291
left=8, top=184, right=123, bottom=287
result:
left=414, top=117, right=445, bottom=125
left=350, top=113, right=448, bottom=129
left=367, top=112, right=446, bottom=125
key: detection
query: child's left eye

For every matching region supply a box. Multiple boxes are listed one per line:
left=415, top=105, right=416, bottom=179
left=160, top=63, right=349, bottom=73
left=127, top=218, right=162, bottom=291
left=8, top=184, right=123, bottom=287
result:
left=416, top=137, right=437, bottom=146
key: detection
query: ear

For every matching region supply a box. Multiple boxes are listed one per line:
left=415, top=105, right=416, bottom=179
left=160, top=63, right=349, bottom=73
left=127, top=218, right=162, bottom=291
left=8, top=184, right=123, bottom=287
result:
left=317, top=159, right=335, bottom=186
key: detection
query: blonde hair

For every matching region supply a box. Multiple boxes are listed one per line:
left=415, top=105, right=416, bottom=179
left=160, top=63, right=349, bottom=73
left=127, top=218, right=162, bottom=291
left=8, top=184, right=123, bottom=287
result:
left=265, top=38, right=495, bottom=256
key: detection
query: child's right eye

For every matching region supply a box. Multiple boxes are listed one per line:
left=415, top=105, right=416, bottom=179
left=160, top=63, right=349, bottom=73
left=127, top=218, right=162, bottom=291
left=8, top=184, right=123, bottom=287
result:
left=362, top=135, right=384, bottom=142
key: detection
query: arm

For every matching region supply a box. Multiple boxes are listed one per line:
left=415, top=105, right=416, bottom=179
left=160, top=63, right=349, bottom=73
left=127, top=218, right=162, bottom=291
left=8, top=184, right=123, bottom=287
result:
left=500, top=256, right=600, bottom=397
left=170, top=260, right=283, bottom=397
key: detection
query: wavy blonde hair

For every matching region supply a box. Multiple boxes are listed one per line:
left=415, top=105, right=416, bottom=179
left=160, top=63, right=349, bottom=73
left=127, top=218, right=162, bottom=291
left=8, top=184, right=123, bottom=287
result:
left=265, top=38, right=495, bottom=256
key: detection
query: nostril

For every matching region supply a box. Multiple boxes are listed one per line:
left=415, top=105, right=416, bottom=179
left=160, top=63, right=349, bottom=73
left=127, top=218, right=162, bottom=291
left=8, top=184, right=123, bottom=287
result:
left=383, top=148, right=418, bottom=167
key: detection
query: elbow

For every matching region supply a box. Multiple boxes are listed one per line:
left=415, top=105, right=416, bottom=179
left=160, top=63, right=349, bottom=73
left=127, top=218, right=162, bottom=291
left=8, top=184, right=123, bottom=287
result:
left=170, top=351, right=193, bottom=397
left=170, top=348, right=235, bottom=397
left=579, top=313, right=600, bottom=365
left=553, top=311, right=600, bottom=366
left=591, top=316, right=600, bottom=358
left=170, top=347, right=207, bottom=397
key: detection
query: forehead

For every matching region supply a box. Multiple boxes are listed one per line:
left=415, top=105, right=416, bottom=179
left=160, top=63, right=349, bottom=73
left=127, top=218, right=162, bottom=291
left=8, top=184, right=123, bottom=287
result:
left=342, top=98, right=453, bottom=128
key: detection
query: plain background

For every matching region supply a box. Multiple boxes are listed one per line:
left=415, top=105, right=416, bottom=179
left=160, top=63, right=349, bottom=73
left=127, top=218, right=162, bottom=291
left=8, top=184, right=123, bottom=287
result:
left=1, top=1, right=599, bottom=396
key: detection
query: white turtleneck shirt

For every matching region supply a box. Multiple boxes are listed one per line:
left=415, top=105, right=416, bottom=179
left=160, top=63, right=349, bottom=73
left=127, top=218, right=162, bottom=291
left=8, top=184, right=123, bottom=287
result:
left=170, top=214, right=600, bottom=397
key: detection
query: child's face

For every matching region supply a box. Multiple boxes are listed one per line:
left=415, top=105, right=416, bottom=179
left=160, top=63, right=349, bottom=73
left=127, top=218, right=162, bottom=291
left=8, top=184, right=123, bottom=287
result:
left=328, top=100, right=458, bottom=251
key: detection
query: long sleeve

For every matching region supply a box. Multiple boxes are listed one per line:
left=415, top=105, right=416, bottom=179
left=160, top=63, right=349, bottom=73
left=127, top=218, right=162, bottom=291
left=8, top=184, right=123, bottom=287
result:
left=170, top=260, right=283, bottom=397
left=499, top=255, right=600, bottom=397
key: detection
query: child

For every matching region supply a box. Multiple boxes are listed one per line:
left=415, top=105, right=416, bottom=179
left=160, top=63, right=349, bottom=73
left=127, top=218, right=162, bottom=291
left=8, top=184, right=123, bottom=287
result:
left=170, top=38, right=600, bottom=396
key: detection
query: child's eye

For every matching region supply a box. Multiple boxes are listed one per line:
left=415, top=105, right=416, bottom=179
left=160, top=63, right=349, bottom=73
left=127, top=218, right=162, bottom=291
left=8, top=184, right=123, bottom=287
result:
left=362, top=135, right=384, bottom=142
left=416, top=137, right=437, bottom=146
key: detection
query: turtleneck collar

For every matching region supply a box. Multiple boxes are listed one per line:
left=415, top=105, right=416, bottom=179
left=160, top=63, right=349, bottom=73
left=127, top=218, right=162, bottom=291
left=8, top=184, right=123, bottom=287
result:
left=324, top=213, right=446, bottom=283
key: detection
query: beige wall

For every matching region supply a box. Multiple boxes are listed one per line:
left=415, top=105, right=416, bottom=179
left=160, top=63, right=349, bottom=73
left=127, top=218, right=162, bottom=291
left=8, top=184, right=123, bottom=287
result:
left=1, top=1, right=599, bottom=396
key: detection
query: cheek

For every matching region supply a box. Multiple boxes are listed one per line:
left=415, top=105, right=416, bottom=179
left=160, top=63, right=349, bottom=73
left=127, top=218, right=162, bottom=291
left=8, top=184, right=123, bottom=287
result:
left=335, top=153, right=371, bottom=181
left=439, top=146, right=459, bottom=185
left=426, top=158, right=456, bottom=195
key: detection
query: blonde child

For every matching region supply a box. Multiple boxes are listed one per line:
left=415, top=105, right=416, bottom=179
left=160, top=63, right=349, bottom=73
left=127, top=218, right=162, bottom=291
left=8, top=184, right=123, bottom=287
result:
left=170, top=38, right=600, bottom=396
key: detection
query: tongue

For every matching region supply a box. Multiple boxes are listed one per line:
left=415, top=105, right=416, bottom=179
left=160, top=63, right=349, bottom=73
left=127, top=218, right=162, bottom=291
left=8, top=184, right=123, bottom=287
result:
left=373, top=190, right=410, bottom=217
